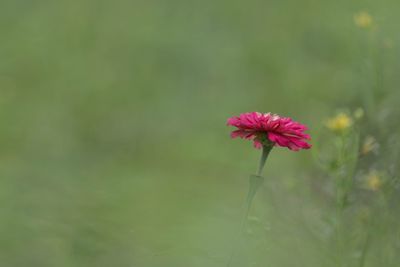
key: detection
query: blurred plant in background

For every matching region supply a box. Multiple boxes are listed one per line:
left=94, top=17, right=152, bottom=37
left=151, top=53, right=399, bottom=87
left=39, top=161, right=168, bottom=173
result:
left=308, top=11, right=400, bottom=266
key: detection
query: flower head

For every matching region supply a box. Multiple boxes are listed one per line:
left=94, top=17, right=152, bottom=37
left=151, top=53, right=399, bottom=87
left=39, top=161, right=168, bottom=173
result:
left=227, top=112, right=311, bottom=151
left=365, top=171, right=382, bottom=191
left=326, top=113, right=353, bottom=132
left=354, top=11, right=373, bottom=29
left=361, top=136, right=379, bottom=155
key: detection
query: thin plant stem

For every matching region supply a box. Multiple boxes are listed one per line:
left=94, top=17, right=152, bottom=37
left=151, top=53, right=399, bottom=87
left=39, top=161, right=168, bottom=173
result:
left=358, top=230, right=371, bottom=267
left=257, top=145, right=273, bottom=176
left=226, top=145, right=273, bottom=267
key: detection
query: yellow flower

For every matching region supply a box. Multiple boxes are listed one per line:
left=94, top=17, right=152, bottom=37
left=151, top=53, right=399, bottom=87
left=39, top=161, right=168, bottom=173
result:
left=354, top=11, right=373, bottom=29
left=326, top=113, right=353, bottom=132
left=365, top=171, right=382, bottom=191
left=361, top=136, right=378, bottom=155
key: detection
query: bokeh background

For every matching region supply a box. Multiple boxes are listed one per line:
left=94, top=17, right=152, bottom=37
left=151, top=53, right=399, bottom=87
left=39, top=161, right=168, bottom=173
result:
left=1, top=1, right=400, bottom=266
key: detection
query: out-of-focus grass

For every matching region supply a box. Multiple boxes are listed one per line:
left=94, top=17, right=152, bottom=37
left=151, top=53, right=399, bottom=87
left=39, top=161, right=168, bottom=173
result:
left=1, top=0, right=400, bottom=266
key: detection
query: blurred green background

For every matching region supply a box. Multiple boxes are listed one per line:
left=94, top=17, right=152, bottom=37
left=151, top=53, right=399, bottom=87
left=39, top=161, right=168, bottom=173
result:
left=1, top=0, right=400, bottom=266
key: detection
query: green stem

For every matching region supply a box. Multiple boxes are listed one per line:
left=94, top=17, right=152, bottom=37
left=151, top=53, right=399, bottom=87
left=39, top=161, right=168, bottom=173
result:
left=257, top=145, right=273, bottom=176
left=358, top=230, right=371, bottom=267
left=226, top=145, right=273, bottom=267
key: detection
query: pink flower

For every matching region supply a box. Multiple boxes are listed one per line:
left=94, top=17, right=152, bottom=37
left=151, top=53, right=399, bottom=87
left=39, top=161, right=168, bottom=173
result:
left=227, top=112, right=312, bottom=151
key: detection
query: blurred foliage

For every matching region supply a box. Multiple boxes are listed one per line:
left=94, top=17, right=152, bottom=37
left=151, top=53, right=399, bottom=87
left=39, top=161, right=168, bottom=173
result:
left=1, top=0, right=400, bottom=266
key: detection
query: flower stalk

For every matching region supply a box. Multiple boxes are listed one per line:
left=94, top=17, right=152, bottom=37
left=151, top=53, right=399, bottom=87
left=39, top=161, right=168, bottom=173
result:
left=227, top=145, right=273, bottom=267
left=257, top=144, right=273, bottom=176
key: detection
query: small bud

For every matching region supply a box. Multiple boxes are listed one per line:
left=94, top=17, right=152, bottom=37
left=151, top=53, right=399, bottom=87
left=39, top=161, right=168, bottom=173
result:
left=353, top=108, right=364, bottom=120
